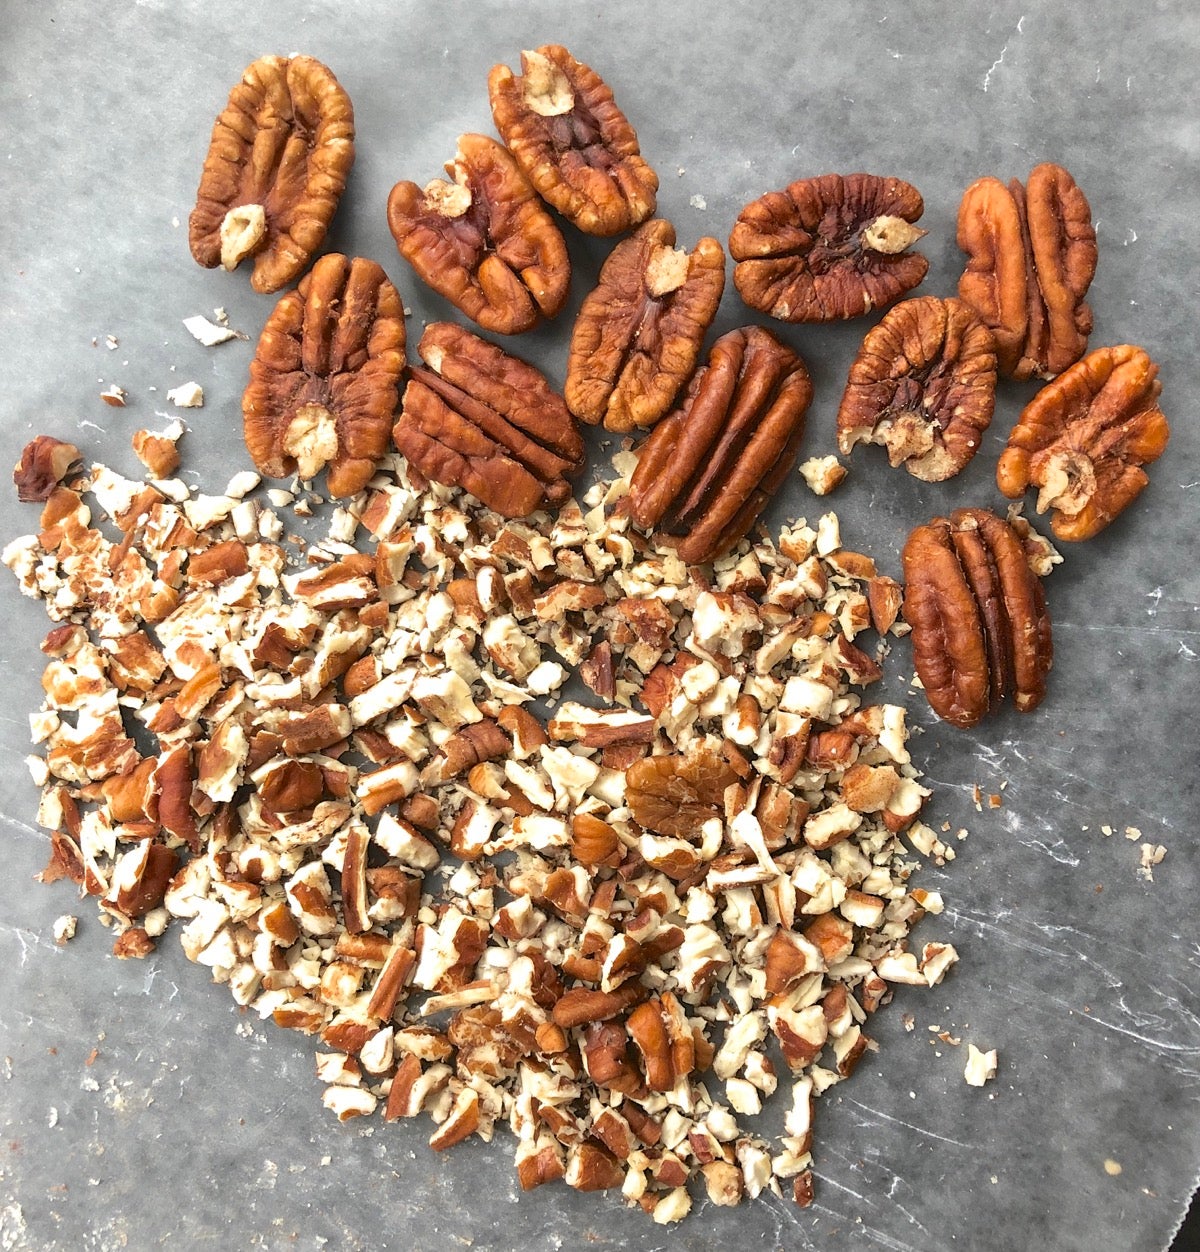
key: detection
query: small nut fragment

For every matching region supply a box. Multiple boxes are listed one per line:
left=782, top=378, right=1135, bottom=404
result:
left=964, top=1043, right=998, bottom=1086
left=13, top=437, right=81, bottom=503
left=798, top=455, right=847, bottom=496
left=132, top=428, right=182, bottom=479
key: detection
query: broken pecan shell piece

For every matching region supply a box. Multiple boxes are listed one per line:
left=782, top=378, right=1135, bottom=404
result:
left=14, top=437, right=81, bottom=503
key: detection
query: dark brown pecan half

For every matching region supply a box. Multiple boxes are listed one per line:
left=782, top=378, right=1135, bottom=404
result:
left=957, top=163, right=1097, bottom=380
left=626, top=748, right=739, bottom=839
left=189, top=55, right=354, bottom=294
left=386, top=133, right=570, bottom=335
left=627, top=326, right=813, bottom=564
left=394, top=321, right=584, bottom=518
left=729, top=173, right=928, bottom=322
left=997, top=344, right=1169, bottom=540
left=488, top=45, right=658, bottom=236
left=242, top=254, right=406, bottom=498
left=13, top=437, right=81, bottom=503
left=565, top=219, right=725, bottom=432
left=837, top=296, right=997, bottom=481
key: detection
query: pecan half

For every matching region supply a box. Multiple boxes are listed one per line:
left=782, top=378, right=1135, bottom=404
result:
left=14, top=437, right=81, bottom=503
left=242, top=254, right=406, bottom=498
left=488, top=45, right=658, bottom=236
left=957, top=163, right=1097, bottom=380
left=997, top=344, right=1169, bottom=541
left=386, top=133, right=570, bottom=335
left=729, top=173, right=928, bottom=322
left=189, top=55, right=354, bottom=294
left=393, top=321, right=584, bottom=518
left=625, top=748, right=738, bottom=839
left=565, top=219, right=725, bottom=432
left=626, top=326, right=813, bottom=563
left=837, top=296, right=997, bottom=481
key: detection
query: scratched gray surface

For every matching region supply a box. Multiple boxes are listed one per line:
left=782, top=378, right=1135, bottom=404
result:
left=1, top=2, right=1197, bottom=1249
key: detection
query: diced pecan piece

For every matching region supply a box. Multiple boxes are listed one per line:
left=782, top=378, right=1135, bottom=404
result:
left=422, top=719, right=512, bottom=785
left=14, top=437, right=81, bottom=503
left=625, top=992, right=694, bottom=1092
left=189, top=55, right=354, bottom=293
left=625, top=747, right=738, bottom=839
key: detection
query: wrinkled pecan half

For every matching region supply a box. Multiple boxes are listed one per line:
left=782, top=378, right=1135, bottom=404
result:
left=565, top=219, right=725, bottom=432
left=902, top=508, right=1052, bottom=728
left=626, top=326, right=813, bottom=564
left=626, top=748, right=739, bottom=839
left=189, top=55, right=354, bottom=294
left=394, top=321, right=584, bottom=518
left=242, top=254, right=406, bottom=498
left=13, top=437, right=81, bottom=503
left=837, top=296, right=997, bottom=481
left=729, top=173, right=928, bottom=322
left=488, top=45, right=658, bottom=236
left=997, top=344, right=1169, bottom=540
left=957, top=163, right=1097, bottom=380
left=386, top=134, right=570, bottom=335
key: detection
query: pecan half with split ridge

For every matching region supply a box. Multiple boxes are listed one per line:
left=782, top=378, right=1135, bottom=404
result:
left=997, top=344, right=1169, bottom=540
left=957, top=163, right=1097, bottom=380
left=189, top=55, right=354, bottom=294
left=386, top=134, right=570, bottom=335
left=626, top=747, right=739, bottom=839
left=626, top=326, right=813, bottom=564
left=837, top=296, right=997, bottom=481
left=394, top=321, right=584, bottom=518
left=488, top=45, right=658, bottom=236
left=729, top=173, right=928, bottom=322
left=565, top=219, right=725, bottom=432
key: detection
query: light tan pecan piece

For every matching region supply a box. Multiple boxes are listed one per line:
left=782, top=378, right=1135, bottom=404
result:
left=189, top=55, right=354, bottom=293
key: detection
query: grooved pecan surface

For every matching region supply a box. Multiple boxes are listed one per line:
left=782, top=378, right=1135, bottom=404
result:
left=394, top=322, right=584, bottom=518
left=242, top=254, right=406, bottom=498
left=488, top=45, right=658, bottom=236
left=625, top=748, right=739, bottom=839
left=627, top=326, right=813, bottom=564
left=189, top=55, right=354, bottom=294
left=837, top=296, right=997, bottom=481
left=386, top=133, right=570, bottom=335
left=729, top=173, right=928, bottom=322
left=566, top=219, right=725, bottom=432
left=997, top=344, right=1169, bottom=540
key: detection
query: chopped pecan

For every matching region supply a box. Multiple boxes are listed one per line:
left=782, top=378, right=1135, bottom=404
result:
left=14, top=437, right=81, bottom=503
left=552, top=984, right=647, bottom=1028
left=189, top=55, right=354, bottom=293
left=996, top=344, right=1170, bottom=540
left=626, top=747, right=738, bottom=839
left=626, top=992, right=693, bottom=1091
left=422, top=719, right=512, bottom=785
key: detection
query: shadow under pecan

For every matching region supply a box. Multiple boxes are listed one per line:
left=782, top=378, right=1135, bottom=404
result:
left=957, top=163, right=1097, bottom=380
left=488, top=45, right=658, bottom=237
left=627, top=326, right=812, bottom=564
left=386, top=133, right=570, bottom=335
left=997, top=344, right=1169, bottom=541
left=394, top=321, right=584, bottom=518
left=837, top=296, right=997, bottom=481
left=242, top=254, right=406, bottom=498
left=566, top=219, right=725, bottom=432
left=189, top=55, right=354, bottom=294
left=729, top=173, right=928, bottom=322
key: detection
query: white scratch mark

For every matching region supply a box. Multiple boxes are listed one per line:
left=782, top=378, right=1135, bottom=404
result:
left=983, top=16, right=1024, bottom=91
left=1180, top=642, right=1197, bottom=659
left=840, top=1095, right=976, bottom=1148
left=1124, top=228, right=1138, bottom=245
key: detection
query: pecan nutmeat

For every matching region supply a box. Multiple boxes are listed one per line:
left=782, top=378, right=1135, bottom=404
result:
left=565, top=219, right=725, bottom=432
left=997, top=344, right=1169, bottom=540
left=625, top=748, right=739, bottom=839
left=14, top=437, right=81, bottom=503
left=386, top=133, right=570, bottom=335
left=189, top=55, right=355, bottom=294
left=242, top=253, right=406, bottom=498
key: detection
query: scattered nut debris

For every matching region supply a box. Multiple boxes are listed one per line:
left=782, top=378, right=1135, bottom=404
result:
left=182, top=314, right=241, bottom=346
left=798, top=456, right=847, bottom=497
left=100, top=385, right=127, bottom=408
left=1137, top=843, right=1166, bottom=882
left=166, top=381, right=204, bottom=408
left=53, top=914, right=78, bottom=945
left=963, top=1043, right=998, bottom=1086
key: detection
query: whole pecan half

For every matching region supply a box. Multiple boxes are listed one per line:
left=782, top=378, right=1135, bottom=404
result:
left=837, top=296, right=997, bottom=481
left=189, top=55, right=354, bottom=294
left=729, top=173, right=928, bottom=322
left=902, top=508, right=1052, bottom=728
left=997, top=344, right=1169, bottom=540
left=488, top=45, right=658, bottom=236
left=626, top=748, right=739, bottom=839
left=394, top=321, right=584, bottom=518
left=386, top=134, right=570, bottom=335
left=565, top=219, right=725, bottom=432
left=957, top=163, right=1097, bottom=380
left=242, top=254, right=406, bottom=498
left=626, top=326, right=813, bottom=564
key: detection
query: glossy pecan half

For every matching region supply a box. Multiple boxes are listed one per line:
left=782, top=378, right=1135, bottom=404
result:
left=565, top=219, right=725, bottom=432
left=729, top=173, right=927, bottom=322
left=488, top=45, right=658, bottom=236
left=386, top=134, right=570, bottom=335
left=997, top=344, right=1169, bottom=540
left=837, top=296, right=997, bottom=481
left=189, top=55, right=354, bottom=294
left=957, top=163, right=1097, bottom=380
left=627, top=326, right=813, bottom=564
left=394, top=321, right=584, bottom=518
left=242, top=254, right=406, bottom=498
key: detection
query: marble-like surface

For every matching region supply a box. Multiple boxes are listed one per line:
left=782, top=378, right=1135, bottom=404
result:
left=1, top=2, right=1197, bottom=1249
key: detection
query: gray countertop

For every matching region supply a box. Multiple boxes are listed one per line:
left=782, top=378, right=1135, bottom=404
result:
left=1, top=2, right=1197, bottom=1249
